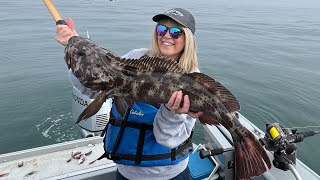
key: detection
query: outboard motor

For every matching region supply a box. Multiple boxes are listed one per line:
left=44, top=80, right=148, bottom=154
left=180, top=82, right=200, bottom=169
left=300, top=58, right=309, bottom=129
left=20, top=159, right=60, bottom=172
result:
left=71, top=87, right=112, bottom=137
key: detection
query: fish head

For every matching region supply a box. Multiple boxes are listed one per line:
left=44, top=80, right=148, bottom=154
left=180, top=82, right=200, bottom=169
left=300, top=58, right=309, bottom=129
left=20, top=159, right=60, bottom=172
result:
left=64, top=36, right=116, bottom=90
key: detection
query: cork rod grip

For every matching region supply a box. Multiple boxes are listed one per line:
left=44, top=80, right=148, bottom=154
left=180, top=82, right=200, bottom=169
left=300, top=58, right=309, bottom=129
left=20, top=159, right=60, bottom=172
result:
left=43, top=0, right=67, bottom=25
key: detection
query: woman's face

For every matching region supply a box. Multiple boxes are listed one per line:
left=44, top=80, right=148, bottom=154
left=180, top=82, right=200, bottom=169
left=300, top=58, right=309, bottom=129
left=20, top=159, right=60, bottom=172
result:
left=157, top=20, right=185, bottom=60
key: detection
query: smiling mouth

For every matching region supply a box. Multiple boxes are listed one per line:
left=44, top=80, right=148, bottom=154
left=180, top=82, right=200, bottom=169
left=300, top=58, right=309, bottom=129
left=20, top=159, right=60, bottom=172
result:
left=162, top=41, right=175, bottom=46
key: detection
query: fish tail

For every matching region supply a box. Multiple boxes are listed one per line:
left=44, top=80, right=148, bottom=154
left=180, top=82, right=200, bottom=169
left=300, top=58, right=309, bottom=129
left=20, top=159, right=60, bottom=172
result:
left=233, top=127, right=271, bottom=179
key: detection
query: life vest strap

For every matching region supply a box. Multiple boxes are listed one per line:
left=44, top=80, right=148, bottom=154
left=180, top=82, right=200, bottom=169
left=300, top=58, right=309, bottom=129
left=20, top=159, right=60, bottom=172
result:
left=171, top=147, right=177, bottom=161
left=112, top=107, right=131, bottom=153
left=105, top=136, right=192, bottom=162
left=135, top=123, right=148, bottom=164
left=109, top=118, right=153, bottom=130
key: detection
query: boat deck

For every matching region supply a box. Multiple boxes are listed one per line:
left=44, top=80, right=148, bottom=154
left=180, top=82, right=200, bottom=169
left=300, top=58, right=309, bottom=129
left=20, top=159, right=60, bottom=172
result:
left=0, top=136, right=116, bottom=179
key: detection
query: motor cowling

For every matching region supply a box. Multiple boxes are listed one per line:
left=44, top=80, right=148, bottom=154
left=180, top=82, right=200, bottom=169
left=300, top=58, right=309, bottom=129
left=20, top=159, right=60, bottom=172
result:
left=72, top=87, right=112, bottom=137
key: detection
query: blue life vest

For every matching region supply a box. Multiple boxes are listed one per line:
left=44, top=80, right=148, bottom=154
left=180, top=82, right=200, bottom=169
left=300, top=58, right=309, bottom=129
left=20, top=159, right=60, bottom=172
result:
left=103, top=101, right=193, bottom=167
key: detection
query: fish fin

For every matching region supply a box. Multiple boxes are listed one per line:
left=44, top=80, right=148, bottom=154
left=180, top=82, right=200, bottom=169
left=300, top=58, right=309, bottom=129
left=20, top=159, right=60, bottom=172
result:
left=101, top=47, right=179, bottom=74
left=186, top=72, right=240, bottom=112
left=0, top=173, right=9, bottom=177
left=76, top=91, right=108, bottom=124
left=125, top=99, right=135, bottom=107
left=113, top=96, right=128, bottom=117
left=198, top=114, right=220, bottom=125
left=113, top=97, right=136, bottom=117
left=101, top=47, right=118, bottom=58
left=232, top=126, right=272, bottom=179
left=92, top=40, right=180, bottom=74
left=116, top=55, right=186, bottom=74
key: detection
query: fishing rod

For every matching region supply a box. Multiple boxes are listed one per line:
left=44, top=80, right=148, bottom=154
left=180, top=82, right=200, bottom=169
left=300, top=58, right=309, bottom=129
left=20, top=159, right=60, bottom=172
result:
left=43, top=0, right=67, bottom=25
left=284, top=125, right=320, bottom=130
left=199, top=122, right=319, bottom=180
left=43, top=0, right=90, bottom=39
left=259, top=123, right=320, bottom=152
left=259, top=122, right=320, bottom=180
left=43, top=0, right=96, bottom=137
left=199, top=123, right=319, bottom=158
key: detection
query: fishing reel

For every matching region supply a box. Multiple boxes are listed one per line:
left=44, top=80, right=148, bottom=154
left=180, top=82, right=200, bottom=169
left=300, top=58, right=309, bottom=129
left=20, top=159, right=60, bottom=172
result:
left=259, top=123, right=319, bottom=172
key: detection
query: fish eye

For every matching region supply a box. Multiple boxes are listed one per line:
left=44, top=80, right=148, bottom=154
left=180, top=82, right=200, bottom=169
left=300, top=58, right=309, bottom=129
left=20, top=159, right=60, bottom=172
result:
left=77, top=51, right=86, bottom=57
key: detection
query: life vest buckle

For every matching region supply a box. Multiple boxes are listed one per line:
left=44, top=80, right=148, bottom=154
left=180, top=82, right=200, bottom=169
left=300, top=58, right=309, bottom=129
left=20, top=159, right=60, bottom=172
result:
left=106, top=153, right=121, bottom=160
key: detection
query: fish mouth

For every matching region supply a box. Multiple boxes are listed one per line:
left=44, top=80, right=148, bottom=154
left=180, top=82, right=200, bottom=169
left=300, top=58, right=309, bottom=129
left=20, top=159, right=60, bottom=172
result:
left=64, top=37, right=79, bottom=69
left=64, top=36, right=80, bottom=69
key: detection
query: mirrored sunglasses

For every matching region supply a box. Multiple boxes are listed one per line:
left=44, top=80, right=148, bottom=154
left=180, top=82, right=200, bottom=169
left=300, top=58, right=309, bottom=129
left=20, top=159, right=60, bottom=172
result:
left=156, top=24, right=184, bottom=39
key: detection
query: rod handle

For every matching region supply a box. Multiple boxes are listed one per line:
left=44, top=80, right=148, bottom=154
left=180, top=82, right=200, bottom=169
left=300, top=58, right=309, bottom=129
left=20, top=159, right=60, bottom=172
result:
left=199, top=148, right=224, bottom=159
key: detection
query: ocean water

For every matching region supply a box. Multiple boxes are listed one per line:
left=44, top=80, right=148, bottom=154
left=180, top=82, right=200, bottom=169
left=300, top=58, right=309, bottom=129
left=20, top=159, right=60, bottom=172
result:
left=0, top=0, right=319, bottom=174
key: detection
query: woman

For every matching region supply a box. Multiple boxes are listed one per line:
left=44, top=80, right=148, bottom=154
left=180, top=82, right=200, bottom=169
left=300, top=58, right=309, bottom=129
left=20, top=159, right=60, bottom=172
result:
left=56, top=8, right=202, bottom=180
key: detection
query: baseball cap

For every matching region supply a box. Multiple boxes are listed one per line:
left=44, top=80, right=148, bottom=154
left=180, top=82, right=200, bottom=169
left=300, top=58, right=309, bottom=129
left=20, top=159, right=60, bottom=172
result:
left=152, top=8, right=196, bottom=34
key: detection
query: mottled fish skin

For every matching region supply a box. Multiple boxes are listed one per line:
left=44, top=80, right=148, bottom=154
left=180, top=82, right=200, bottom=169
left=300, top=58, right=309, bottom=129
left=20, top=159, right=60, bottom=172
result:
left=65, top=37, right=233, bottom=122
left=65, top=37, right=120, bottom=91
left=64, top=36, right=271, bottom=179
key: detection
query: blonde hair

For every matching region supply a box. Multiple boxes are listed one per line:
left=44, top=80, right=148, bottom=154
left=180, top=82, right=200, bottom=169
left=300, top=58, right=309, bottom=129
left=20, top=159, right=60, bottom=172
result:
left=149, top=19, right=198, bottom=73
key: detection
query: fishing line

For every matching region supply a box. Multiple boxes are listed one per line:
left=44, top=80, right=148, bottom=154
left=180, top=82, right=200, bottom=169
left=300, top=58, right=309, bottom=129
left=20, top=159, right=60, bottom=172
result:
left=284, top=125, right=320, bottom=130
left=87, top=29, right=90, bottom=39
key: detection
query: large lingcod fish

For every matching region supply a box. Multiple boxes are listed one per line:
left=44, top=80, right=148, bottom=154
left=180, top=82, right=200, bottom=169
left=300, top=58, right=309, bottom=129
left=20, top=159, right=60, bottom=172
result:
left=65, top=36, right=271, bottom=179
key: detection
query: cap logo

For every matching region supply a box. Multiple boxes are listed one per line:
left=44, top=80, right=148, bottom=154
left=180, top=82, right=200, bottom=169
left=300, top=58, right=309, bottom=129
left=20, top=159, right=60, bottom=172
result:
left=164, top=9, right=184, bottom=17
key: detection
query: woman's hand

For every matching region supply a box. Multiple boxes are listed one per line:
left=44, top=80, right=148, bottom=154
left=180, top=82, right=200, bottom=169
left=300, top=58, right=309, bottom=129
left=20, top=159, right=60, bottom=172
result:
left=55, top=18, right=79, bottom=46
left=165, top=91, right=203, bottom=118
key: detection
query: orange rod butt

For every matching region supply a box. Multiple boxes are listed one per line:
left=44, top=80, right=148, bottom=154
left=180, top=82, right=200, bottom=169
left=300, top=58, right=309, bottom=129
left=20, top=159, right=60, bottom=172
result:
left=43, top=0, right=63, bottom=22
